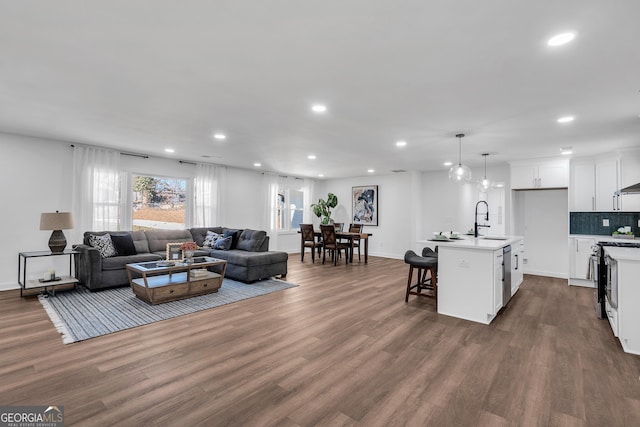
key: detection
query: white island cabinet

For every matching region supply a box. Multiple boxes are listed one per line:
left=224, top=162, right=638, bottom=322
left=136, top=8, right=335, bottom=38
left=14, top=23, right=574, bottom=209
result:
left=432, top=236, right=525, bottom=325
left=603, top=247, right=640, bottom=355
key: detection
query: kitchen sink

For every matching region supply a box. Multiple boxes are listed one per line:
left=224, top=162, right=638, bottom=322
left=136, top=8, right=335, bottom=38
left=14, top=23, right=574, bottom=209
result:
left=481, top=236, right=509, bottom=240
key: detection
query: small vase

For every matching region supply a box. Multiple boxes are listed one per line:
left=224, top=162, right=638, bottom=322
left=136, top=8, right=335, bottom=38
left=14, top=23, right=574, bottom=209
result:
left=184, top=250, right=195, bottom=263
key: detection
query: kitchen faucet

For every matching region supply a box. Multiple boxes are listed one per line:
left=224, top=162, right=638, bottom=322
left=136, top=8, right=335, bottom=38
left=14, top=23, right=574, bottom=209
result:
left=474, top=201, right=490, bottom=237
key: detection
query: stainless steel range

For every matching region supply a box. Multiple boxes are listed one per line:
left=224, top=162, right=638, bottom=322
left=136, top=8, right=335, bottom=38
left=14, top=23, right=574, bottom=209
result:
left=593, top=240, right=640, bottom=319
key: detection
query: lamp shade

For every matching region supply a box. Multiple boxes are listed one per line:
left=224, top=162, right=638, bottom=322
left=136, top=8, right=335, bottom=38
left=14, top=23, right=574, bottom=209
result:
left=40, top=211, right=74, bottom=231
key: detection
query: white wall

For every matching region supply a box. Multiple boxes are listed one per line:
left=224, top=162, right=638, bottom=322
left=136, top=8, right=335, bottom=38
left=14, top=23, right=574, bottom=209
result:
left=316, top=172, right=415, bottom=259
left=512, top=189, right=568, bottom=278
left=0, top=134, right=75, bottom=289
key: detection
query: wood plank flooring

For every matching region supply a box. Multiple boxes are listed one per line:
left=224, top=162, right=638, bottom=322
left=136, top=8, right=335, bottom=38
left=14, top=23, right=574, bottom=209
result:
left=1, top=255, right=639, bottom=426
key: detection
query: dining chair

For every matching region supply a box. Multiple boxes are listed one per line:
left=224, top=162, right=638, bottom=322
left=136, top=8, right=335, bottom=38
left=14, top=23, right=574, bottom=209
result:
left=300, top=224, right=322, bottom=263
left=320, top=224, right=350, bottom=266
left=333, top=222, right=344, bottom=232
left=348, top=223, right=363, bottom=261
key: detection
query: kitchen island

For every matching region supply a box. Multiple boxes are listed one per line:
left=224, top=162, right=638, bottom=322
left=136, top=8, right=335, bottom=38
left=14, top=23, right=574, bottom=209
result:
left=602, top=246, right=640, bottom=355
left=418, top=236, right=524, bottom=324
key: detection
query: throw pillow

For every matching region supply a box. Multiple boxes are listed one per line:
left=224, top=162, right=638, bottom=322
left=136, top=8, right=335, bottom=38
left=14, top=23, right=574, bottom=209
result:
left=223, top=229, right=241, bottom=249
left=110, top=233, right=137, bottom=256
left=213, top=236, right=233, bottom=250
left=88, top=233, right=117, bottom=258
left=203, top=231, right=221, bottom=248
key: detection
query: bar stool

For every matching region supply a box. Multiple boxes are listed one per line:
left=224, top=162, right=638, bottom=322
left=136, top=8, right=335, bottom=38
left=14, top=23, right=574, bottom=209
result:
left=404, top=249, right=438, bottom=302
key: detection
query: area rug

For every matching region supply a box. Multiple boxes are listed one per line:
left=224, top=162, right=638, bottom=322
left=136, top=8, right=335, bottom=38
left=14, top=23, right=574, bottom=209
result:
left=39, top=278, right=298, bottom=344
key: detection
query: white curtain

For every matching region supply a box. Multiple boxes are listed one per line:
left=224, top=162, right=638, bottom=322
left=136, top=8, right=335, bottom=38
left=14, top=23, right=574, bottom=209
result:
left=193, top=163, right=226, bottom=227
left=261, top=172, right=279, bottom=250
left=302, top=178, right=315, bottom=224
left=71, top=146, right=123, bottom=242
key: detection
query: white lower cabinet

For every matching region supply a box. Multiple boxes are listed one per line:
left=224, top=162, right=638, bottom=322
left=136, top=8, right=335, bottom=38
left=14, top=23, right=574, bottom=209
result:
left=494, top=250, right=504, bottom=315
left=511, top=240, right=524, bottom=294
left=614, top=258, right=640, bottom=354
left=438, top=247, right=503, bottom=324
left=569, top=237, right=595, bottom=287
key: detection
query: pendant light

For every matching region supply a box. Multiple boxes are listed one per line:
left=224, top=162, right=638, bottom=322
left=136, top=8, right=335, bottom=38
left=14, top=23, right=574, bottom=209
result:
left=480, top=153, right=491, bottom=191
left=448, top=133, right=472, bottom=183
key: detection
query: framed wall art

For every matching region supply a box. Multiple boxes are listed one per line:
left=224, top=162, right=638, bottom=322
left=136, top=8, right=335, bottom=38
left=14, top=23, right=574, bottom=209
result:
left=352, top=185, right=378, bottom=226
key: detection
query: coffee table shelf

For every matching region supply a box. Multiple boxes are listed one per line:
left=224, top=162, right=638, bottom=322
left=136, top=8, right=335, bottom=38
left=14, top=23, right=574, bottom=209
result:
left=126, top=257, right=227, bottom=305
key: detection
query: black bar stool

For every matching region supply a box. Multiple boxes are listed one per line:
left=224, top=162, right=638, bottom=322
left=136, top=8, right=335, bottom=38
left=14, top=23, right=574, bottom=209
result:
left=404, top=249, right=438, bottom=302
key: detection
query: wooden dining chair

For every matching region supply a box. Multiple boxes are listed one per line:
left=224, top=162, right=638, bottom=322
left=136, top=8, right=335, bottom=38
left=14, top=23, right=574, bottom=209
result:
left=333, top=222, right=344, bottom=232
left=300, top=224, right=322, bottom=263
left=348, top=223, right=363, bottom=261
left=320, top=224, right=350, bottom=266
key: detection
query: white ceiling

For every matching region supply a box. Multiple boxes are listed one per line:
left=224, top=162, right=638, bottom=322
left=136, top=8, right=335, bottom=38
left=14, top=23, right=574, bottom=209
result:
left=1, top=1, right=639, bottom=179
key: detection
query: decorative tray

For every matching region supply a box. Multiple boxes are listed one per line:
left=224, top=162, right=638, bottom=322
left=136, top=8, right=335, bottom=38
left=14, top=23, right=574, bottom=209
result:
left=39, top=277, right=61, bottom=283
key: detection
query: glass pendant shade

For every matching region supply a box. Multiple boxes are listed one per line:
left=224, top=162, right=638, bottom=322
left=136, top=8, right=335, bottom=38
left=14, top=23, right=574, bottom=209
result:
left=449, top=164, right=472, bottom=182
left=449, top=133, right=472, bottom=183
left=478, top=153, right=491, bottom=190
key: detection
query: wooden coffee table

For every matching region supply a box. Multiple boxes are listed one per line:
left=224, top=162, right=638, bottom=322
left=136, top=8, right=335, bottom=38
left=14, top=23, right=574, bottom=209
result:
left=126, top=257, right=227, bottom=305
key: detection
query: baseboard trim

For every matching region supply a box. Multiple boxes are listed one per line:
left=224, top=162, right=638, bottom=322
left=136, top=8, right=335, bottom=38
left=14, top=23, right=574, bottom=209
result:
left=0, top=282, right=19, bottom=292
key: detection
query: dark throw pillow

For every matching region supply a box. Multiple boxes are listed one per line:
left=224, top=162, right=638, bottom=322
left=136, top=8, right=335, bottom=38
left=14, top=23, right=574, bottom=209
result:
left=111, top=234, right=137, bottom=256
left=213, top=236, right=233, bottom=250
left=223, top=229, right=241, bottom=249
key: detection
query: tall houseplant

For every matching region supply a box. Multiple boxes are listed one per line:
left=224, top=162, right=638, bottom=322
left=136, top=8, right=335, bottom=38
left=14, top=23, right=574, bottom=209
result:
left=311, top=193, right=338, bottom=225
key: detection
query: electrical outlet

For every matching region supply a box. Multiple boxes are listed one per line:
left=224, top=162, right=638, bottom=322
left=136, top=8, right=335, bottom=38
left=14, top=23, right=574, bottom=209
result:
left=603, top=219, right=609, bottom=227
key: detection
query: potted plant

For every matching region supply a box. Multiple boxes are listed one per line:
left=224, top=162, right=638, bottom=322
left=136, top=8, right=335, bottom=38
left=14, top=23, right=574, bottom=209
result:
left=311, top=193, right=338, bottom=225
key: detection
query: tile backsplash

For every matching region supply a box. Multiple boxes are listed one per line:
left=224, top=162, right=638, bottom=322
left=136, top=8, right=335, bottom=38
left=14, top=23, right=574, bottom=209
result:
left=570, top=211, right=640, bottom=236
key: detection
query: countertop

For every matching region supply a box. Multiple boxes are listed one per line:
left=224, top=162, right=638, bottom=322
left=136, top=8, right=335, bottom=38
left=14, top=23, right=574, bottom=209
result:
left=417, top=235, right=524, bottom=251
left=604, top=246, right=640, bottom=262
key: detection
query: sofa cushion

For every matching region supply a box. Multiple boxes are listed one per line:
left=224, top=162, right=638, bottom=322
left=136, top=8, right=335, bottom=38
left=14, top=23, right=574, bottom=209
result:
left=189, top=227, right=224, bottom=246
left=88, top=233, right=117, bottom=258
left=208, top=249, right=288, bottom=267
left=236, top=229, right=267, bottom=252
left=101, top=253, right=163, bottom=271
left=145, top=229, right=193, bottom=253
left=132, top=230, right=150, bottom=253
left=213, top=236, right=233, bottom=250
left=111, top=233, right=137, bottom=256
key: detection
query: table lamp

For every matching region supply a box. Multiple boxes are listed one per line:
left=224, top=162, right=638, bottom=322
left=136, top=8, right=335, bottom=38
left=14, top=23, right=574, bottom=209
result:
left=40, top=211, right=74, bottom=253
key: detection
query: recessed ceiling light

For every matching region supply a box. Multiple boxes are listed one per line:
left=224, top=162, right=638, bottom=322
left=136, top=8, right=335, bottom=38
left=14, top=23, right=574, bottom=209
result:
left=165, top=148, right=175, bottom=153
left=318, top=174, right=324, bottom=177
left=307, top=155, right=317, bottom=160
left=367, top=169, right=375, bottom=173
left=253, top=162, right=261, bottom=167
left=213, top=133, right=226, bottom=140
left=395, top=140, right=407, bottom=147
left=557, top=116, right=575, bottom=123
left=547, top=32, right=576, bottom=46
left=443, top=161, right=453, bottom=167
left=561, top=147, right=573, bottom=155
left=311, top=104, right=327, bottom=113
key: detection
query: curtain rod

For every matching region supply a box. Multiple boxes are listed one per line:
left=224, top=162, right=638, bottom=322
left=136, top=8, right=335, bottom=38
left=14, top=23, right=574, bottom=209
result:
left=70, top=144, right=149, bottom=159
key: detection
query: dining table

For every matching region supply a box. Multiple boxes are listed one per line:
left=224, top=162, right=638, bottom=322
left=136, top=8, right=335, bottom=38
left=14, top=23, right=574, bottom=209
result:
left=299, top=229, right=373, bottom=263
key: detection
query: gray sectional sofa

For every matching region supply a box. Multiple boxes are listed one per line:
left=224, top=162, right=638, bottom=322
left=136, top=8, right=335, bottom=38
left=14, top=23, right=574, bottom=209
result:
left=74, top=227, right=288, bottom=291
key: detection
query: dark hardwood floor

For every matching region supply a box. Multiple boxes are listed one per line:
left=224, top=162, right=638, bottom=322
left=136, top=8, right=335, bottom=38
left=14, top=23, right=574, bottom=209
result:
left=1, top=255, right=639, bottom=426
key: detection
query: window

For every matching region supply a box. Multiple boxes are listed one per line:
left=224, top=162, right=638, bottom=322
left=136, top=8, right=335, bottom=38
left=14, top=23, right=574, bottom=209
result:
left=133, top=175, right=187, bottom=230
left=277, top=187, right=304, bottom=231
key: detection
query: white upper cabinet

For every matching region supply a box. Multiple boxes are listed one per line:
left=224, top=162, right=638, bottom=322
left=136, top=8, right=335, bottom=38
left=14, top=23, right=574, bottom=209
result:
left=595, top=157, right=620, bottom=211
left=619, top=150, right=640, bottom=211
left=570, top=160, right=596, bottom=211
left=510, top=159, right=569, bottom=190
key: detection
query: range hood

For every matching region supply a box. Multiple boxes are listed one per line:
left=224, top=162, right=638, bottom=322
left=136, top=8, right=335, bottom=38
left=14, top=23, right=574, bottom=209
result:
left=617, top=182, right=640, bottom=195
